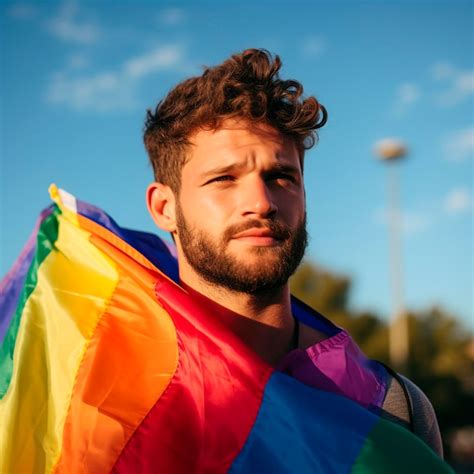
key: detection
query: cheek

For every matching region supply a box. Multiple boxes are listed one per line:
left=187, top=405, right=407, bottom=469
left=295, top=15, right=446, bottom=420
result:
left=276, top=188, right=305, bottom=217
left=181, top=188, right=235, bottom=222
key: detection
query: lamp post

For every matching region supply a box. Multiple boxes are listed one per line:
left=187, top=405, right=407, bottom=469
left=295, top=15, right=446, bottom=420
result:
left=374, top=138, right=409, bottom=371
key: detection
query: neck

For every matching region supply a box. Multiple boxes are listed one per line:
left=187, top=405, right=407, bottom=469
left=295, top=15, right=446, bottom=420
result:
left=180, top=275, right=297, bottom=366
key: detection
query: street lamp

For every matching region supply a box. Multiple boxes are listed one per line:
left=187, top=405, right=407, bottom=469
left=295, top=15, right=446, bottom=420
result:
left=374, top=138, right=409, bottom=371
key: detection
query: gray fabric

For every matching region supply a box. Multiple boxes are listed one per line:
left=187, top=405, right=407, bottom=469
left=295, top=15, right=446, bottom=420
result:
left=381, top=372, right=444, bottom=458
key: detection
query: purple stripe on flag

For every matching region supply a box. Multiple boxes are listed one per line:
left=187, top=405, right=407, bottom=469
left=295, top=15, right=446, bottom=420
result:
left=0, top=207, right=54, bottom=343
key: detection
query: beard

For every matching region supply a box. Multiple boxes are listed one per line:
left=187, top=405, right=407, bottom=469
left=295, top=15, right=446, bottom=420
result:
left=175, top=203, right=308, bottom=295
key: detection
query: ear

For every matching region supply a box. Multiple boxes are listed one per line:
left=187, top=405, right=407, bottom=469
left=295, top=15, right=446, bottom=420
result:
left=146, top=182, right=177, bottom=233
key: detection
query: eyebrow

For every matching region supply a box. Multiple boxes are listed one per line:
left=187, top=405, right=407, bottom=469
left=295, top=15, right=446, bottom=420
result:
left=200, top=162, right=247, bottom=180
left=200, top=162, right=301, bottom=181
left=265, top=163, right=301, bottom=175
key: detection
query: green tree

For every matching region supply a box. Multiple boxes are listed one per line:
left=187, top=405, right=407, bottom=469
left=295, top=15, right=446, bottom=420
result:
left=403, top=307, right=474, bottom=448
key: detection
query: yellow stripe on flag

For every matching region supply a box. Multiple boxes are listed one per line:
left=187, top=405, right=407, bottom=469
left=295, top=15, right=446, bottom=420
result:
left=0, top=212, right=119, bottom=473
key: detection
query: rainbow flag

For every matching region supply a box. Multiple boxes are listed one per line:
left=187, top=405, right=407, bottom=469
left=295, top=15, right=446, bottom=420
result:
left=0, top=186, right=452, bottom=473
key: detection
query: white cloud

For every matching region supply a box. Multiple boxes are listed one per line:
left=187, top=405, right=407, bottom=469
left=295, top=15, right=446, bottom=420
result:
left=444, top=127, right=474, bottom=162
left=124, top=45, right=182, bottom=79
left=8, top=3, right=38, bottom=19
left=46, top=44, right=185, bottom=111
left=456, top=71, right=474, bottom=95
left=46, top=1, right=99, bottom=44
left=443, top=188, right=472, bottom=214
left=398, top=83, right=420, bottom=105
left=68, top=52, right=89, bottom=70
left=159, top=8, right=186, bottom=26
left=431, top=61, right=474, bottom=106
left=46, top=71, right=135, bottom=111
left=302, top=36, right=326, bottom=58
left=402, top=212, right=432, bottom=235
left=374, top=183, right=472, bottom=237
left=374, top=208, right=432, bottom=236
left=393, top=82, right=420, bottom=116
left=440, top=71, right=474, bottom=106
left=432, top=61, right=455, bottom=81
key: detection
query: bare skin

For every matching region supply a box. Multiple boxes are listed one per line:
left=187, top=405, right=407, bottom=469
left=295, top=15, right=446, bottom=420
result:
left=147, top=119, right=326, bottom=365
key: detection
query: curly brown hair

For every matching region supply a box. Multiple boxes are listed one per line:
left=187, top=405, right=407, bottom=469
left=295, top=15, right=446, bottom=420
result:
left=144, top=48, right=327, bottom=192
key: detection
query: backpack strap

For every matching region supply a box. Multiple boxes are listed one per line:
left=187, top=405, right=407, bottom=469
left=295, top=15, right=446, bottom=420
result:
left=376, top=361, right=415, bottom=433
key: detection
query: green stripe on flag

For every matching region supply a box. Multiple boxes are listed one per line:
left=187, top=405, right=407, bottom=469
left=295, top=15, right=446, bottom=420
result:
left=351, top=417, right=453, bottom=473
left=0, top=207, right=60, bottom=398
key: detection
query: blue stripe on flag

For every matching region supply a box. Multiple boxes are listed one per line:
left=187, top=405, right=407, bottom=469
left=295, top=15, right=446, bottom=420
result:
left=230, top=371, right=377, bottom=474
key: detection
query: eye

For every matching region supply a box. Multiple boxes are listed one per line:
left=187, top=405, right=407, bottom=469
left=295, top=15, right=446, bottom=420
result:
left=267, top=172, right=296, bottom=184
left=205, top=175, right=235, bottom=185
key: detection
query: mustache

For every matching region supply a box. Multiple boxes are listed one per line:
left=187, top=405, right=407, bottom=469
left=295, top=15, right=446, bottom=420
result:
left=223, top=219, right=292, bottom=242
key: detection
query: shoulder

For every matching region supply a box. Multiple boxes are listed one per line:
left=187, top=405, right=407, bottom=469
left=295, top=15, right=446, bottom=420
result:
left=381, top=369, right=444, bottom=458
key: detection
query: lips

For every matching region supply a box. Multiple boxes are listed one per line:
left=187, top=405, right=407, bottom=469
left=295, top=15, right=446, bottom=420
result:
left=230, top=227, right=283, bottom=247
left=232, top=228, right=277, bottom=239
left=224, top=220, right=291, bottom=245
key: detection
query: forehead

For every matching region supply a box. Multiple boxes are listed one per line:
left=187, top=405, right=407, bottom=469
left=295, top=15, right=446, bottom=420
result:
left=184, top=119, right=300, bottom=172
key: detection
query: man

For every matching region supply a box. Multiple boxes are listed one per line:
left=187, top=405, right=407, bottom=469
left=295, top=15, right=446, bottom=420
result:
left=1, top=49, right=449, bottom=473
left=144, top=48, right=443, bottom=455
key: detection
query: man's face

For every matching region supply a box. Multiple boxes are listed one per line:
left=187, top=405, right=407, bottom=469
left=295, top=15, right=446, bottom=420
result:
left=175, top=119, right=307, bottom=295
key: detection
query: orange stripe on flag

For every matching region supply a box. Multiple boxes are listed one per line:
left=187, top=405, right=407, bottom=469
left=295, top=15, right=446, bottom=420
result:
left=53, top=232, right=179, bottom=473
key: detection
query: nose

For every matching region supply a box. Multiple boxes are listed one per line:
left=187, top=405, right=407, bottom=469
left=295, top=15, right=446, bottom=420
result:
left=240, top=177, right=277, bottom=218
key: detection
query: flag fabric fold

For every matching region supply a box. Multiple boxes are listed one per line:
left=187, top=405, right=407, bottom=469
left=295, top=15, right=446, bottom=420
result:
left=0, top=185, right=452, bottom=473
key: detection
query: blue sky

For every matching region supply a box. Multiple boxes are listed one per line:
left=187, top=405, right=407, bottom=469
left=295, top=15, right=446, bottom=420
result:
left=1, top=1, right=472, bottom=327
